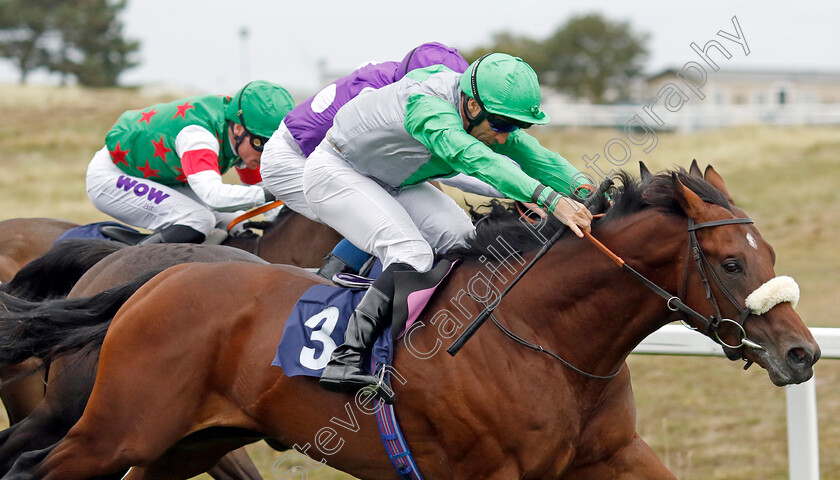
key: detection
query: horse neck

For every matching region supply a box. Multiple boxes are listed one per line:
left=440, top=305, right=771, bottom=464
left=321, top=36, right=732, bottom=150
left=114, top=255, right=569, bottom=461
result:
left=222, top=232, right=260, bottom=257
left=253, top=214, right=342, bottom=267
left=498, top=210, right=689, bottom=379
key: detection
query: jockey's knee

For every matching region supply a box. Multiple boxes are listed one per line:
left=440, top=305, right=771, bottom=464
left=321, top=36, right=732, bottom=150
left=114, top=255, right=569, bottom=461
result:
left=429, top=220, right=475, bottom=255
left=385, top=240, right=435, bottom=273
left=170, top=209, right=216, bottom=237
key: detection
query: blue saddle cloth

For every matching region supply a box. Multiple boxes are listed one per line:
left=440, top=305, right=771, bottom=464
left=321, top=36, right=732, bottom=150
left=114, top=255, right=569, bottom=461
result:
left=54, top=221, right=138, bottom=243
left=271, top=284, right=394, bottom=378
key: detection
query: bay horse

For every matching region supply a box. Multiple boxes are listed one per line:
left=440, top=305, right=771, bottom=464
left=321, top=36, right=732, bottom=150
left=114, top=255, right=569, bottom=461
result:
left=0, top=212, right=340, bottom=479
left=3, top=166, right=819, bottom=479
left=0, top=209, right=340, bottom=423
left=0, top=208, right=342, bottom=283
left=0, top=242, right=273, bottom=479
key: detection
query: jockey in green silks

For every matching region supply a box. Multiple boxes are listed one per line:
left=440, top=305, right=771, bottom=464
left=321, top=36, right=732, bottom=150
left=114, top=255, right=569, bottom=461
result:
left=86, top=81, right=294, bottom=244
left=303, top=53, right=592, bottom=403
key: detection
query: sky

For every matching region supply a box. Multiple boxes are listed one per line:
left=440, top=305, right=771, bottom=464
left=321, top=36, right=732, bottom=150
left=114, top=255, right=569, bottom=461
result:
left=3, top=0, right=840, bottom=98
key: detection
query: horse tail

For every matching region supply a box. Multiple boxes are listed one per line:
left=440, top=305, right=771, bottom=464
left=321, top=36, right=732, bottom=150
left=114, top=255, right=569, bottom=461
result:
left=0, top=269, right=161, bottom=368
left=0, top=239, right=125, bottom=301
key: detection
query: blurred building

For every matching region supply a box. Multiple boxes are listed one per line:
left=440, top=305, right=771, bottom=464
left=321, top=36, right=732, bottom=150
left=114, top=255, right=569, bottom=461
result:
left=541, top=68, right=840, bottom=131
left=646, top=68, right=840, bottom=106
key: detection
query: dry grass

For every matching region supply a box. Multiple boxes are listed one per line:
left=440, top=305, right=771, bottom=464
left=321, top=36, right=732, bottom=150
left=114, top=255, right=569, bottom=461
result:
left=0, top=85, right=838, bottom=479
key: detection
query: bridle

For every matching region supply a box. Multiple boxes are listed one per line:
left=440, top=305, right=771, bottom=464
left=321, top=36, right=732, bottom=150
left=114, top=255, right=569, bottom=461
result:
left=588, top=216, right=763, bottom=353
left=507, top=216, right=763, bottom=379
left=682, top=217, right=761, bottom=350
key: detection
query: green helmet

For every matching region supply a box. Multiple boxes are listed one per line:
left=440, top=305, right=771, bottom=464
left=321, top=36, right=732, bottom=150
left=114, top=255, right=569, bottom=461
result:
left=225, top=80, right=295, bottom=146
left=459, top=53, right=549, bottom=126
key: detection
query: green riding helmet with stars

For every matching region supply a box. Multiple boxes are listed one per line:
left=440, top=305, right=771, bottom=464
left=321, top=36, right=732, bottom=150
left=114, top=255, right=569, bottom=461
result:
left=225, top=80, right=296, bottom=153
left=460, top=53, right=550, bottom=131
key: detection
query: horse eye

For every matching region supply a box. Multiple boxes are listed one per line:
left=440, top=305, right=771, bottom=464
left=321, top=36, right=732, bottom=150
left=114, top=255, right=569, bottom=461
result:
left=722, top=261, right=743, bottom=274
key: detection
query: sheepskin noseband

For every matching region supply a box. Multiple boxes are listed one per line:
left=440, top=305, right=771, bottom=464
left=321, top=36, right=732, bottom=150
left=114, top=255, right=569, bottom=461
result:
left=745, top=276, right=800, bottom=315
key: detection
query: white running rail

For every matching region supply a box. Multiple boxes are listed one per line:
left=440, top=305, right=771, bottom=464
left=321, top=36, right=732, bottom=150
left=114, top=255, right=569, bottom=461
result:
left=634, top=325, right=840, bottom=480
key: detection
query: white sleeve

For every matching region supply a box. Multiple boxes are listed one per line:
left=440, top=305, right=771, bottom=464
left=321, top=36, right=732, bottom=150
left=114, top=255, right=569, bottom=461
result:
left=186, top=171, right=266, bottom=212
left=176, top=125, right=267, bottom=212
left=175, top=125, right=220, bottom=156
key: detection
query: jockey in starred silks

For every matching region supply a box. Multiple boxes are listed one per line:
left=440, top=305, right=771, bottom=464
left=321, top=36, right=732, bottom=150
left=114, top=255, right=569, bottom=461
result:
left=302, top=53, right=594, bottom=403
left=86, top=81, right=294, bottom=245
left=260, top=42, right=508, bottom=279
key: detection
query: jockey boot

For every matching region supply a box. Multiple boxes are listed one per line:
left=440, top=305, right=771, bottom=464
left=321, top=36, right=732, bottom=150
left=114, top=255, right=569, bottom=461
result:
left=319, top=286, right=392, bottom=396
left=316, top=253, right=357, bottom=280
left=138, top=225, right=205, bottom=245
left=319, top=263, right=414, bottom=403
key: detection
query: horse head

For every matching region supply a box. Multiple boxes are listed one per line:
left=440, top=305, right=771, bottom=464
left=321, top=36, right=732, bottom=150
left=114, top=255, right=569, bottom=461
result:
left=666, top=165, right=819, bottom=385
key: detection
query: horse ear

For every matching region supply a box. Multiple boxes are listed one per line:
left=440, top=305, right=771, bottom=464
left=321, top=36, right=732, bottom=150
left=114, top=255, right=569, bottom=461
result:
left=703, top=165, right=735, bottom=205
left=671, top=173, right=708, bottom=219
left=689, top=159, right=703, bottom=178
left=639, top=161, right=653, bottom=183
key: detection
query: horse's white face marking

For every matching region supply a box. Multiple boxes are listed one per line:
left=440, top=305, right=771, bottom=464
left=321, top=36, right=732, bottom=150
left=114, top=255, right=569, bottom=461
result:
left=746, top=233, right=758, bottom=250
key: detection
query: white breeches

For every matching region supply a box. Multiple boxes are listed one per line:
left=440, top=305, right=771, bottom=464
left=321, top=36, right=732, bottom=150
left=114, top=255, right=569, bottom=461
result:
left=302, top=141, right=475, bottom=273
left=85, top=147, right=241, bottom=235
left=260, top=122, right=321, bottom=222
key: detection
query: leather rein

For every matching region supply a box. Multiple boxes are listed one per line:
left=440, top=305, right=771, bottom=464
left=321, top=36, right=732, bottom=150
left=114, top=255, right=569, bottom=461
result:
left=585, top=216, right=762, bottom=352
left=449, top=212, right=763, bottom=380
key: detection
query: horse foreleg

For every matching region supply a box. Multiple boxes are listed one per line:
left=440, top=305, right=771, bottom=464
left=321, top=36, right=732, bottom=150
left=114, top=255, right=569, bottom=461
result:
left=564, top=434, right=676, bottom=480
left=119, top=439, right=262, bottom=480
left=28, top=422, right=148, bottom=480
left=0, top=405, right=66, bottom=476
left=0, top=358, right=46, bottom=424
left=208, top=447, right=263, bottom=480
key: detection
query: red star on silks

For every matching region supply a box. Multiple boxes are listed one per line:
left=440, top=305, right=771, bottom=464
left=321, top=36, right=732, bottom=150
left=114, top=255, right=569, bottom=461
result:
left=174, top=166, right=188, bottom=183
left=151, top=136, right=171, bottom=161
left=109, top=142, right=130, bottom=166
left=137, top=108, right=159, bottom=124
left=136, top=160, right=160, bottom=179
left=173, top=101, right=195, bottom=119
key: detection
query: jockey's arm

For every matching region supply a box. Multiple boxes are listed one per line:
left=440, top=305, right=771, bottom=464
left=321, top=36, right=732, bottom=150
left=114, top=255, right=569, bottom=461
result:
left=176, top=125, right=270, bottom=212
left=405, top=94, right=563, bottom=211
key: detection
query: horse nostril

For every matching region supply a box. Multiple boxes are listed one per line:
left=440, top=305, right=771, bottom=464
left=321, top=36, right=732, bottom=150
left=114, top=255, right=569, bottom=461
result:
left=787, top=347, right=812, bottom=367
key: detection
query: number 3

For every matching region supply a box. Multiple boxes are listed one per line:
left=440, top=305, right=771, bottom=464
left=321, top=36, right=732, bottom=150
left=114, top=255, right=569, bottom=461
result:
left=300, top=307, right=340, bottom=370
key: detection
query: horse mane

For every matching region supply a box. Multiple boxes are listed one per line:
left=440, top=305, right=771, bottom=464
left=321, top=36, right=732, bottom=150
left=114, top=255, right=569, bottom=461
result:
left=446, top=167, right=732, bottom=260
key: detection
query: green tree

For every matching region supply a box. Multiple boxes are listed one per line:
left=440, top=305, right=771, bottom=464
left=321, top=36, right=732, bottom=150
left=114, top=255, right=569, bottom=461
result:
left=461, top=31, right=547, bottom=67
left=542, top=13, right=648, bottom=103
left=49, top=0, right=139, bottom=87
left=0, top=0, right=62, bottom=83
left=0, top=0, right=139, bottom=86
left=462, top=13, right=649, bottom=104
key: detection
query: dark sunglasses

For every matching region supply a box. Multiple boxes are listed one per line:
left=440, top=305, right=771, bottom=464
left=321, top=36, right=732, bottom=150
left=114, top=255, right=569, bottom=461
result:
left=249, top=133, right=268, bottom=152
left=235, top=81, right=269, bottom=153
left=487, top=113, right=531, bottom=133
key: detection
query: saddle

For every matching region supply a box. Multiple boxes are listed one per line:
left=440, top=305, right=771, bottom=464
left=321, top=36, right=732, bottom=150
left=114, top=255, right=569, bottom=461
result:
left=96, top=224, right=148, bottom=244
left=74, top=223, right=229, bottom=246
left=328, top=259, right=454, bottom=339
left=272, top=259, right=455, bottom=378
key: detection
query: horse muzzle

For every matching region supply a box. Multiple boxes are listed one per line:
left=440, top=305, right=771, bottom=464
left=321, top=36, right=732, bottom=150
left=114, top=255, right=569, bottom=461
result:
left=750, top=340, right=819, bottom=386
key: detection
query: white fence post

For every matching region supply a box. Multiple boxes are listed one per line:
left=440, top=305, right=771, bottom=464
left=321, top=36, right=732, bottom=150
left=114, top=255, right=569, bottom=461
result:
left=787, top=378, right=819, bottom=480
